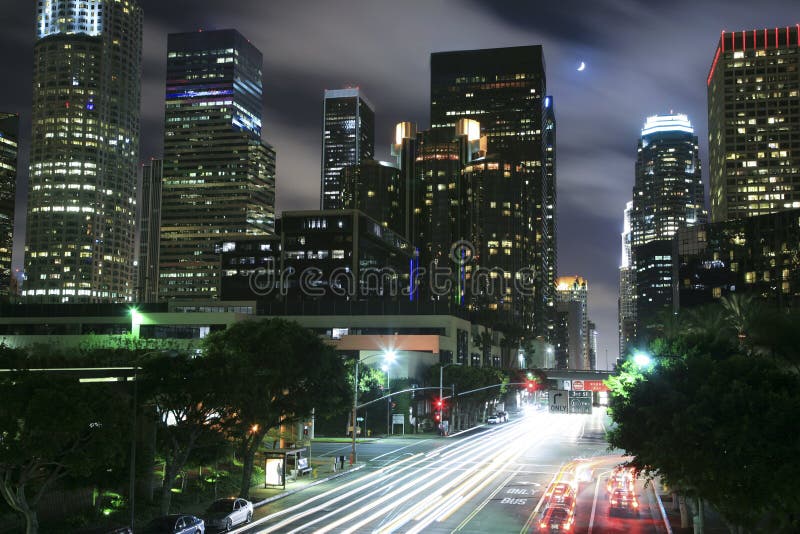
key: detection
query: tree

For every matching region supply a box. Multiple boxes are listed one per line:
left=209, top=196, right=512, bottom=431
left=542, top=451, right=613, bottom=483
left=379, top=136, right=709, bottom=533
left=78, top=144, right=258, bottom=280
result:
left=203, top=318, right=351, bottom=498
left=137, top=351, right=225, bottom=515
left=607, top=329, right=800, bottom=530
left=0, top=347, right=129, bottom=534
left=429, top=364, right=507, bottom=430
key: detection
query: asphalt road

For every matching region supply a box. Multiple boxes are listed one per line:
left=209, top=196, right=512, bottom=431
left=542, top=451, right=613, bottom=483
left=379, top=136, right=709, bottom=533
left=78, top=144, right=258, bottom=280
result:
left=230, top=407, right=670, bottom=533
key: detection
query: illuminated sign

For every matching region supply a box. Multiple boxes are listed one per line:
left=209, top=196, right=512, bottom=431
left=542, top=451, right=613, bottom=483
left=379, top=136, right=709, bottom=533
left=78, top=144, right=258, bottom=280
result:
left=641, top=114, right=693, bottom=136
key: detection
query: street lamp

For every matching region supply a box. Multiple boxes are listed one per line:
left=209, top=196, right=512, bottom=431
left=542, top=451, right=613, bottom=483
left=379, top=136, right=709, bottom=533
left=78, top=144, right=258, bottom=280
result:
left=350, top=350, right=396, bottom=465
left=632, top=351, right=652, bottom=368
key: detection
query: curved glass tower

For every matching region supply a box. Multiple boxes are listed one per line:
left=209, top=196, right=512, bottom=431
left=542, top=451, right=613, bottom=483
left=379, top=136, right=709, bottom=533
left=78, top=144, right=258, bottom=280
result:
left=25, top=0, right=142, bottom=302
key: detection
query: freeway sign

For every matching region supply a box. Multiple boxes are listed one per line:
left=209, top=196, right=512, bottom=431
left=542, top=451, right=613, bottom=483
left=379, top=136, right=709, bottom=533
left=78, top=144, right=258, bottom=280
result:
left=568, top=390, right=592, bottom=414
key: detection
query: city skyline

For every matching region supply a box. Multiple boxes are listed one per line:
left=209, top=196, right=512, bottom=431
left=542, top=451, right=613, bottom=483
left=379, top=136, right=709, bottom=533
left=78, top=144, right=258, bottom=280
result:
left=1, top=0, right=797, bottom=364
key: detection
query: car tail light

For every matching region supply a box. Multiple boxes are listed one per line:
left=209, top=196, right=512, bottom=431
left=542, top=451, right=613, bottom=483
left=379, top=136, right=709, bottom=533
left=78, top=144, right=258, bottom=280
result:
left=633, top=500, right=639, bottom=508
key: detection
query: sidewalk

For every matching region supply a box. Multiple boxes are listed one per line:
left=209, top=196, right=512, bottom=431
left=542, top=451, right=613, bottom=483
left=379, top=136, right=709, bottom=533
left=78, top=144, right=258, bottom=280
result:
left=249, top=457, right=366, bottom=508
left=651, top=480, right=729, bottom=534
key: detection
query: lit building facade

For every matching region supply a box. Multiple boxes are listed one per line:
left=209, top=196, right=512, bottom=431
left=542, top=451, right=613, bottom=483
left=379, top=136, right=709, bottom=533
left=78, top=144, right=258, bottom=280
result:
left=138, top=159, right=162, bottom=303
left=708, top=27, right=800, bottom=223
left=0, top=113, right=18, bottom=300
left=618, top=201, right=636, bottom=358
left=632, top=114, right=706, bottom=246
left=341, top=160, right=403, bottom=235
left=674, top=208, right=800, bottom=310
left=430, top=46, right=556, bottom=340
left=25, top=0, right=142, bottom=302
left=220, top=210, right=411, bottom=305
left=159, top=30, right=276, bottom=300
left=631, top=114, right=706, bottom=342
left=321, top=88, right=375, bottom=210
left=555, top=276, right=589, bottom=370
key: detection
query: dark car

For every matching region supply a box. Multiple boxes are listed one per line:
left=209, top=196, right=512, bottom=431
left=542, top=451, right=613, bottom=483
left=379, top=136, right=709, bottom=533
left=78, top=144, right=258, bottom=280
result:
left=140, top=514, right=205, bottom=534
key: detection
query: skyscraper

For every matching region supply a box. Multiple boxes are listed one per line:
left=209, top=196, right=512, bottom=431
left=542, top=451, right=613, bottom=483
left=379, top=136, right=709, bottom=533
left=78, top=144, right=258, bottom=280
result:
left=618, top=201, right=636, bottom=358
left=430, top=46, right=556, bottom=339
left=159, top=30, right=276, bottom=300
left=555, top=276, right=589, bottom=370
left=341, top=160, right=402, bottom=234
left=0, top=113, right=18, bottom=300
left=138, top=159, right=162, bottom=303
left=321, top=88, right=375, bottom=210
left=630, top=113, right=706, bottom=340
left=708, top=26, right=800, bottom=222
left=632, top=114, right=705, bottom=246
left=25, top=0, right=142, bottom=302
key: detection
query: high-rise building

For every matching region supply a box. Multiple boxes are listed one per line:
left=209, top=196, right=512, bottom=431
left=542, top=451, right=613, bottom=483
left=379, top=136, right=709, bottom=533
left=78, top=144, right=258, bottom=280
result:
left=159, top=30, right=275, bottom=300
left=341, top=160, right=402, bottom=234
left=430, top=46, right=556, bottom=339
left=321, top=88, right=375, bottom=210
left=138, top=159, right=162, bottom=303
left=0, top=113, right=18, bottom=300
left=618, top=201, right=636, bottom=358
left=708, top=27, right=800, bottom=222
left=630, top=114, right=706, bottom=340
left=391, top=122, right=418, bottom=241
left=674, top=209, right=800, bottom=310
left=632, top=114, right=706, bottom=246
left=555, top=276, right=589, bottom=370
left=588, top=320, right=598, bottom=370
left=25, top=0, right=142, bottom=302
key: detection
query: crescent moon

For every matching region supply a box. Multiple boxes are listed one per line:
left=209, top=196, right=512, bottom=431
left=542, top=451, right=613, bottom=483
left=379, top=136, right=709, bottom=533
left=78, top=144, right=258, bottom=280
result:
left=577, top=61, right=586, bottom=72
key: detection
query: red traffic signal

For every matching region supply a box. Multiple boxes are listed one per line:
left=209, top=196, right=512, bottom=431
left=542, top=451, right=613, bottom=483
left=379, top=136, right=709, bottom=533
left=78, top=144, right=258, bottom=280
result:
left=434, top=411, right=441, bottom=422
left=526, top=380, right=537, bottom=391
left=435, top=398, right=443, bottom=409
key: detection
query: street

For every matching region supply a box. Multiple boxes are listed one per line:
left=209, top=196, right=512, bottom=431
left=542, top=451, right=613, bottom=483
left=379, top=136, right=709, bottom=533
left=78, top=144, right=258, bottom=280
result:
left=231, top=408, right=670, bottom=533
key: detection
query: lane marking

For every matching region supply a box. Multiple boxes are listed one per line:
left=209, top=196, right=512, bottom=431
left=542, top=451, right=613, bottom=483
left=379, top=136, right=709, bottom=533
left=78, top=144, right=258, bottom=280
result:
left=588, top=472, right=605, bottom=534
left=451, top=466, right=522, bottom=532
left=372, top=440, right=431, bottom=461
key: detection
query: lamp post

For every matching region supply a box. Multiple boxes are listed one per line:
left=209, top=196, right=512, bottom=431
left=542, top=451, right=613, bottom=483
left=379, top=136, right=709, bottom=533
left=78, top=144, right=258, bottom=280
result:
left=350, top=350, right=396, bottom=465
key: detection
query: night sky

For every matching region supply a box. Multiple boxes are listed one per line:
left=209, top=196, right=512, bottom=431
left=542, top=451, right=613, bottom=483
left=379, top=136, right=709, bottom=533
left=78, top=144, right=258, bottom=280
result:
left=2, top=0, right=797, bottom=367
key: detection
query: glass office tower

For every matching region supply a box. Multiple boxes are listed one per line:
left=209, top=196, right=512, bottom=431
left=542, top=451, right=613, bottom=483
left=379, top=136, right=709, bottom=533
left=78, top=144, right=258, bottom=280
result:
left=321, top=88, right=375, bottom=210
left=159, top=30, right=275, bottom=300
left=430, top=46, right=556, bottom=339
left=25, top=0, right=142, bottom=302
left=0, top=113, right=18, bottom=300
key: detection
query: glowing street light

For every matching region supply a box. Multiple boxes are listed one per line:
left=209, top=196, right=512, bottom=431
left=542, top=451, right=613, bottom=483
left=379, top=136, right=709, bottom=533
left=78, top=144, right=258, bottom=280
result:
left=632, top=351, right=652, bottom=368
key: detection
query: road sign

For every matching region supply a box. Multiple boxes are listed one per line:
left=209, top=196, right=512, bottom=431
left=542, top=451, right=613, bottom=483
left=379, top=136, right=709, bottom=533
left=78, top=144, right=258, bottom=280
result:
left=568, top=390, right=592, bottom=414
left=549, top=389, right=569, bottom=413
left=572, top=380, right=584, bottom=390
left=582, top=380, right=609, bottom=392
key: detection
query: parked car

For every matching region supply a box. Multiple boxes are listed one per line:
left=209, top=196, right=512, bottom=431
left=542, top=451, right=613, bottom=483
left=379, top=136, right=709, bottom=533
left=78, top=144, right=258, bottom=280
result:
left=140, top=514, right=205, bottom=534
left=487, top=414, right=500, bottom=424
left=204, top=497, right=254, bottom=531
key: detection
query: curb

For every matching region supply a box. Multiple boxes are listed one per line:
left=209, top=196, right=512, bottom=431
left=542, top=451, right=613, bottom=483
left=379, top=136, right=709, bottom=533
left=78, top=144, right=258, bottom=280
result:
left=651, top=480, right=673, bottom=534
left=252, top=464, right=366, bottom=508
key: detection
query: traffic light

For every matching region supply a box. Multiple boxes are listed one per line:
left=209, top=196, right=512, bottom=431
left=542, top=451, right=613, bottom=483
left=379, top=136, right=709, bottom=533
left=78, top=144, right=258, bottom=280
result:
left=434, top=411, right=441, bottom=422
left=435, top=398, right=443, bottom=409
left=526, top=380, right=536, bottom=391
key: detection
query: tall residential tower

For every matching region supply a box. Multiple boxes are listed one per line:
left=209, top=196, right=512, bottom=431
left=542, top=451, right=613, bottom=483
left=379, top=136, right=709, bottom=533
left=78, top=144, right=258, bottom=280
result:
left=708, top=26, right=800, bottom=222
left=159, top=30, right=275, bottom=300
left=25, top=0, right=142, bottom=302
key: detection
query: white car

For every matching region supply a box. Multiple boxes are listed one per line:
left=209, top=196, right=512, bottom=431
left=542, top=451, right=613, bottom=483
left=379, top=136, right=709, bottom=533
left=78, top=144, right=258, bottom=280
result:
left=487, top=415, right=501, bottom=424
left=204, top=497, right=253, bottom=531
